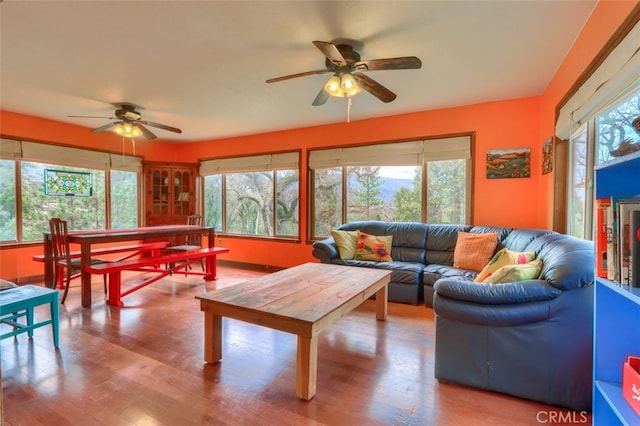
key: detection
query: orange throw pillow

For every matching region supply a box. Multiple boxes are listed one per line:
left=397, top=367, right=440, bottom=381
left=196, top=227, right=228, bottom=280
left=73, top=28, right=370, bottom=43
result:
left=453, top=231, right=498, bottom=272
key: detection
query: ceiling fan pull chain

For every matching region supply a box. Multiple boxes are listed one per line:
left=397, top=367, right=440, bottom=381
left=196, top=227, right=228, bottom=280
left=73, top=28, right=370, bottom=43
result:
left=131, top=138, right=136, bottom=156
left=347, top=97, right=352, bottom=123
left=121, top=136, right=126, bottom=164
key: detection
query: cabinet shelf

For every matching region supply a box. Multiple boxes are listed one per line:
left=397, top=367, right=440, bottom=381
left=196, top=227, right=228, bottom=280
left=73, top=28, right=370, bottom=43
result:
left=595, top=380, right=638, bottom=425
left=593, top=152, right=640, bottom=424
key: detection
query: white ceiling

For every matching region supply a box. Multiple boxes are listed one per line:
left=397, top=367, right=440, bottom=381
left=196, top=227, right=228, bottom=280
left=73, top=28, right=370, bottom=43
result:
left=0, top=0, right=597, bottom=143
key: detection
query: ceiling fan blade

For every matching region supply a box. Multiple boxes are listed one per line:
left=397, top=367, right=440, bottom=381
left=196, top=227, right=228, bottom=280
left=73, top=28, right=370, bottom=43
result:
left=312, top=41, right=347, bottom=66
left=312, top=88, right=330, bottom=106
left=135, top=123, right=157, bottom=140
left=353, top=72, right=397, bottom=103
left=91, top=122, right=118, bottom=133
left=69, top=115, right=116, bottom=119
left=266, top=69, right=330, bottom=83
left=355, top=56, right=422, bottom=71
left=139, top=120, right=182, bottom=134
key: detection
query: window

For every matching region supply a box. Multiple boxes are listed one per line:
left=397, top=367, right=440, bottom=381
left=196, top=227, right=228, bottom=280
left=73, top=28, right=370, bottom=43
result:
left=201, top=152, right=300, bottom=238
left=567, top=125, right=590, bottom=239
left=556, top=18, right=640, bottom=239
left=427, top=159, right=467, bottom=224
left=0, top=139, right=141, bottom=243
left=21, top=162, right=106, bottom=241
left=309, top=136, right=472, bottom=239
left=597, top=91, right=640, bottom=164
left=110, top=170, right=138, bottom=229
left=0, top=159, right=17, bottom=242
left=564, top=88, right=639, bottom=239
left=203, top=174, right=222, bottom=232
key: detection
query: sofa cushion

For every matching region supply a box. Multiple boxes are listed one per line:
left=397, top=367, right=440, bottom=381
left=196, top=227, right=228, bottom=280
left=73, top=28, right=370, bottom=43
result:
left=470, top=225, right=513, bottom=251
left=339, top=221, right=428, bottom=264
left=453, top=231, right=498, bottom=272
left=502, top=228, right=557, bottom=252
left=475, top=248, right=537, bottom=282
left=524, top=233, right=594, bottom=291
left=434, top=277, right=561, bottom=305
left=483, top=259, right=543, bottom=284
left=331, top=229, right=358, bottom=260
left=383, top=222, right=428, bottom=263
left=425, top=224, right=472, bottom=265
left=355, top=231, right=393, bottom=262
left=423, top=264, right=477, bottom=285
left=339, top=260, right=423, bottom=285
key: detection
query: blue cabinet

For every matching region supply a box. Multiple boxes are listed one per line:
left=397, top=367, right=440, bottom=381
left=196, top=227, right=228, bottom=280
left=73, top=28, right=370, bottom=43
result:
left=593, top=151, right=640, bottom=424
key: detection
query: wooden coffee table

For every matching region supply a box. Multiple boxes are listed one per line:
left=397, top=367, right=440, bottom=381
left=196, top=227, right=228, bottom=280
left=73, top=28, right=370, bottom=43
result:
left=196, top=262, right=391, bottom=400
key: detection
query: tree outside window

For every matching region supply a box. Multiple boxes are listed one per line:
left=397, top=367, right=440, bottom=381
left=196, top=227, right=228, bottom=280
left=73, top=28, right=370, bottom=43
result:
left=0, top=159, right=17, bottom=241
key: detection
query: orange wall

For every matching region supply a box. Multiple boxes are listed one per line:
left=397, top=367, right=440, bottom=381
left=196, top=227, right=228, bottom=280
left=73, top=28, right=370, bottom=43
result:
left=0, top=0, right=637, bottom=280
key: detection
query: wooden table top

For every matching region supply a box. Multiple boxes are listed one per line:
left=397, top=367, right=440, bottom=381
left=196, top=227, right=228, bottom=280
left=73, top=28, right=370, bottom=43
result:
left=197, top=262, right=391, bottom=335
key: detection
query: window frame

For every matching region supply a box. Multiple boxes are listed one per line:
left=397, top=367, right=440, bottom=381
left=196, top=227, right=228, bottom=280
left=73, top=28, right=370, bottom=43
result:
left=200, top=151, right=301, bottom=240
left=308, top=136, right=473, bottom=240
left=0, top=139, right=142, bottom=244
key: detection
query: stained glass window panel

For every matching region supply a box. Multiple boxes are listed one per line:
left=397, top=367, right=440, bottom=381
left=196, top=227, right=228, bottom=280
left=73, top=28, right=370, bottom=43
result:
left=45, top=169, right=93, bottom=196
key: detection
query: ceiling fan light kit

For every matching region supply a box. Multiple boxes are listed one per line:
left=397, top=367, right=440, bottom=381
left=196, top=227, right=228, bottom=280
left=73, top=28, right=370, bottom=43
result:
left=70, top=103, right=182, bottom=140
left=113, top=123, right=142, bottom=138
left=324, top=73, right=361, bottom=98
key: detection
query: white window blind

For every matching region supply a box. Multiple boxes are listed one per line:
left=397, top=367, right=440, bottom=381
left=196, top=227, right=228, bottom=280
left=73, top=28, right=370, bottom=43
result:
left=200, top=152, right=299, bottom=175
left=109, top=153, right=143, bottom=173
left=21, top=141, right=111, bottom=169
left=556, top=20, right=640, bottom=140
left=0, top=138, right=21, bottom=160
left=423, top=136, right=471, bottom=161
left=308, top=136, right=471, bottom=169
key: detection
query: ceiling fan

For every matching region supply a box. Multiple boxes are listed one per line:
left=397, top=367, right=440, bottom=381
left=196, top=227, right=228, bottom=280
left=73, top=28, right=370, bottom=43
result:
left=69, top=103, right=182, bottom=140
left=266, top=40, right=422, bottom=106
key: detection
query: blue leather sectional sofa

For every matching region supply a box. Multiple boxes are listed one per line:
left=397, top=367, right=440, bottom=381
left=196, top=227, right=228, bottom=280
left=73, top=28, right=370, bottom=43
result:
left=312, top=221, right=594, bottom=410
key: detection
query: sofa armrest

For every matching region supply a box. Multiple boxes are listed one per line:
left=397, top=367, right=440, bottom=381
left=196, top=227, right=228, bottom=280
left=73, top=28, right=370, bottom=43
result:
left=433, top=278, right=562, bottom=305
left=311, top=238, right=339, bottom=263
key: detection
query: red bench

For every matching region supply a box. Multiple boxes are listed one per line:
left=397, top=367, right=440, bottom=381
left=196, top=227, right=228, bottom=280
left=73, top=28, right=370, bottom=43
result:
left=33, top=241, right=171, bottom=288
left=32, top=241, right=171, bottom=262
left=85, top=247, right=229, bottom=306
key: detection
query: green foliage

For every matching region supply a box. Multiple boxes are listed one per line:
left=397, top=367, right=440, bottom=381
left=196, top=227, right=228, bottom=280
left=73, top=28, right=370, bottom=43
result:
left=110, top=170, right=138, bottom=229
left=347, top=167, right=384, bottom=222
left=313, top=168, right=342, bottom=237
left=427, top=160, right=466, bottom=224
left=393, top=168, right=422, bottom=222
left=275, top=169, right=299, bottom=236
left=203, top=175, right=222, bottom=231
left=0, top=160, right=17, bottom=241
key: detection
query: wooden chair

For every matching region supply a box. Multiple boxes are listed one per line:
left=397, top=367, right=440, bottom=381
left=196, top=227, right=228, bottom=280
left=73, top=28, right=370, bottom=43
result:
left=166, top=214, right=204, bottom=273
left=49, top=218, right=107, bottom=304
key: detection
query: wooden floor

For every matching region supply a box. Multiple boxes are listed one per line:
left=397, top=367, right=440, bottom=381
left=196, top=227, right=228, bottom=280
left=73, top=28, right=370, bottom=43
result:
left=1, top=263, right=589, bottom=425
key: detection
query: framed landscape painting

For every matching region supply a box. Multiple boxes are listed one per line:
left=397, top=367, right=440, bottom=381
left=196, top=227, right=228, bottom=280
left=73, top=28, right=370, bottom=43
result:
left=542, top=137, right=553, bottom=175
left=486, top=147, right=531, bottom=179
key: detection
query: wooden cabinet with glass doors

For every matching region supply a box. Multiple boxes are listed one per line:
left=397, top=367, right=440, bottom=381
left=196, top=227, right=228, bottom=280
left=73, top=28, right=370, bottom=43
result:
left=143, top=163, right=197, bottom=226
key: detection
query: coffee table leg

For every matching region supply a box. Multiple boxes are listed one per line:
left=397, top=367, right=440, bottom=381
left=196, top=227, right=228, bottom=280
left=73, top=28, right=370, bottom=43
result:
left=375, top=284, right=388, bottom=321
left=203, top=310, right=222, bottom=363
left=296, top=335, right=318, bottom=400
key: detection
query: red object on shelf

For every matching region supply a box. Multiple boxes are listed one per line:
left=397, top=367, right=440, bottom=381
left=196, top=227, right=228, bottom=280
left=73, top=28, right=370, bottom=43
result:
left=623, top=355, right=640, bottom=416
